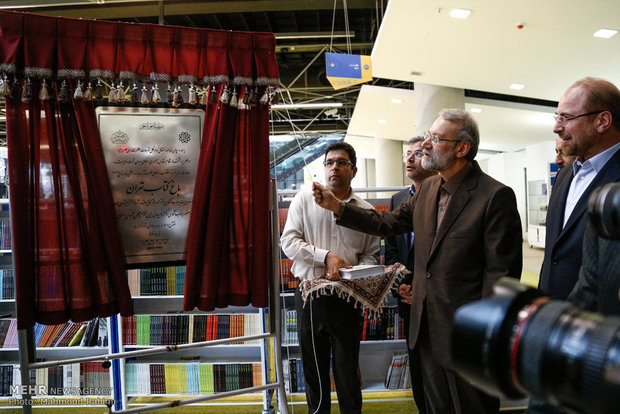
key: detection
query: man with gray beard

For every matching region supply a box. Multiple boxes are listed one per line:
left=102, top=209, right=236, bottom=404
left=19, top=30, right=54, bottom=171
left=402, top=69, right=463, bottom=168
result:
left=312, top=108, right=523, bottom=414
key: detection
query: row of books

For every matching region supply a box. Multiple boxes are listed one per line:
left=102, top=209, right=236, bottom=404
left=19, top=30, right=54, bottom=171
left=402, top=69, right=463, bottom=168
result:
left=127, top=266, right=186, bottom=296
left=281, top=358, right=337, bottom=394
left=0, top=362, right=110, bottom=396
left=361, top=306, right=405, bottom=341
left=282, top=358, right=305, bottom=393
left=0, top=319, right=17, bottom=348
left=384, top=351, right=412, bottom=390
left=279, top=258, right=298, bottom=293
left=31, top=318, right=107, bottom=348
left=0, top=217, right=11, bottom=250
left=121, top=313, right=263, bottom=346
left=125, top=362, right=262, bottom=396
left=0, top=269, right=14, bottom=300
left=281, top=306, right=406, bottom=345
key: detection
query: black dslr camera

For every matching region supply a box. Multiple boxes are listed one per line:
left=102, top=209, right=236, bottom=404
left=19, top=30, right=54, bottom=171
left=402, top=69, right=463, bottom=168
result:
left=451, top=182, right=620, bottom=414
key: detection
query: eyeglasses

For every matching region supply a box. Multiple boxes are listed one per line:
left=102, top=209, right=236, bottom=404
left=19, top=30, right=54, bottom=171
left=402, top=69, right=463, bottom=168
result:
left=553, top=110, right=605, bottom=125
left=403, top=150, right=424, bottom=160
left=423, top=131, right=462, bottom=145
left=323, top=158, right=353, bottom=168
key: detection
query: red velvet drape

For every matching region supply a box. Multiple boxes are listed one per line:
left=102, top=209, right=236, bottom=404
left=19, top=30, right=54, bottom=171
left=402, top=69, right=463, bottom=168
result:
left=5, top=92, right=134, bottom=329
left=0, top=10, right=279, bottom=328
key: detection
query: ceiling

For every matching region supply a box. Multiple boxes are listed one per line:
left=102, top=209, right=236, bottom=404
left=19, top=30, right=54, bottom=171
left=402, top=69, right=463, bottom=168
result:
left=348, top=0, right=620, bottom=158
left=1, top=0, right=619, bottom=157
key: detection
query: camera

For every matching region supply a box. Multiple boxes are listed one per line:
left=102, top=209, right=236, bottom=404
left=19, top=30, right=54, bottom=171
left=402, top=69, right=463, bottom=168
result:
left=451, top=182, right=620, bottom=414
left=452, top=278, right=620, bottom=414
left=588, top=182, right=620, bottom=240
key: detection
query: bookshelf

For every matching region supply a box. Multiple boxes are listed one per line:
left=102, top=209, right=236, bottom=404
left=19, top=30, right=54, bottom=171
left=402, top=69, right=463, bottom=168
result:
left=113, top=270, right=271, bottom=411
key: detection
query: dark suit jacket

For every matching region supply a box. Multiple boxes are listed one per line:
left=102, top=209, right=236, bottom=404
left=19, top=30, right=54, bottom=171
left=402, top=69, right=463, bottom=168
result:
left=385, top=188, right=414, bottom=271
left=539, top=148, right=620, bottom=300
left=337, top=161, right=523, bottom=367
left=385, top=188, right=414, bottom=324
left=568, top=221, right=620, bottom=315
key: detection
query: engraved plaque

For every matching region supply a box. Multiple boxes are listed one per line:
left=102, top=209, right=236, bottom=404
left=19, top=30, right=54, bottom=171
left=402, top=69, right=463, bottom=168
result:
left=96, top=107, right=204, bottom=265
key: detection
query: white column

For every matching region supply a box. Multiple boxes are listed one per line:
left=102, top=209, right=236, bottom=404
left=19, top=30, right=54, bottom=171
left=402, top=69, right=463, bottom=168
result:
left=413, top=83, right=465, bottom=134
left=374, top=137, right=404, bottom=190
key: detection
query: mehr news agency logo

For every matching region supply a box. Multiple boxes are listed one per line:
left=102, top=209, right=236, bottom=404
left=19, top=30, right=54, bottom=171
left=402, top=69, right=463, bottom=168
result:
left=9, top=385, right=114, bottom=406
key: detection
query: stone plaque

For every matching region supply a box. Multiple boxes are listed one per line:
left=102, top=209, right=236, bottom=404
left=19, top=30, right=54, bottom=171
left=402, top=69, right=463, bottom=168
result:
left=96, top=107, right=204, bottom=265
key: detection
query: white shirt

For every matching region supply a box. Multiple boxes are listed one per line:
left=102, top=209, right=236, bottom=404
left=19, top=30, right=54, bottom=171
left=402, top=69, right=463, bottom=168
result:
left=564, top=142, right=620, bottom=227
left=280, top=190, right=380, bottom=281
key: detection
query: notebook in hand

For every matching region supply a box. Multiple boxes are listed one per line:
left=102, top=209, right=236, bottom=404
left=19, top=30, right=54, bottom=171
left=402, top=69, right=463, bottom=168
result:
left=339, top=265, right=384, bottom=280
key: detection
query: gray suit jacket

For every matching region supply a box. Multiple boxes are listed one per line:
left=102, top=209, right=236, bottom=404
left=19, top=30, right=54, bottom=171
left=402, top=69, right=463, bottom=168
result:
left=337, top=161, right=523, bottom=367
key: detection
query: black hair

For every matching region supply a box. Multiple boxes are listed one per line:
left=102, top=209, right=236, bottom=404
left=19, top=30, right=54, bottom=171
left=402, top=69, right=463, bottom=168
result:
left=324, top=141, right=357, bottom=167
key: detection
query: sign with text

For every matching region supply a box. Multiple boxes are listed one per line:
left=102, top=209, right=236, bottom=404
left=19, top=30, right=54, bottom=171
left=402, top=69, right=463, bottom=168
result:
left=325, top=52, right=372, bottom=90
left=96, top=107, right=204, bottom=265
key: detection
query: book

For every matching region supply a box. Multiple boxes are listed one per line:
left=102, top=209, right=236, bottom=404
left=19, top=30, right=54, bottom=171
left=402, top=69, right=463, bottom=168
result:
left=339, top=264, right=384, bottom=280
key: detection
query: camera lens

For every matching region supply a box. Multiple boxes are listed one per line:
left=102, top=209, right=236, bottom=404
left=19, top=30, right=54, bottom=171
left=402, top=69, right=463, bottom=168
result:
left=452, top=278, right=620, bottom=414
left=588, top=182, right=620, bottom=240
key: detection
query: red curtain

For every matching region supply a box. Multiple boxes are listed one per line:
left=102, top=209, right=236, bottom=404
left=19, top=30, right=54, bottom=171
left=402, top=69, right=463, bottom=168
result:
left=0, top=10, right=280, bottom=328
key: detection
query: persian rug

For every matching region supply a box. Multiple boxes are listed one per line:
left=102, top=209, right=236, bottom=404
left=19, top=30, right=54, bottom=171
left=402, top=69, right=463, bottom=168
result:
left=300, top=263, right=410, bottom=315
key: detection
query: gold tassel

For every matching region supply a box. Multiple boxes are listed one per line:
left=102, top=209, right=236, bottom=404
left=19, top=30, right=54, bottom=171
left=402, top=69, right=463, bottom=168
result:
left=250, top=87, right=259, bottom=106
left=108, top=82, right=117, bottom=102
left=199, top=87, right=208, bottom=105
left=208, top=85, right=219, bottom=105
left=73, top=80, right=84, bottom=100
left=116, top=82, right=125, bottom=103
left=166, top=84, right=174, bottom=105
left=188, top=84, right=197, bottom=105
left=229, top=88, right=238, bottom=108
left=38, top=79, right=50, bottom=101
left=242, top=86, right=251, bottom=105
left=21, top=78, right=32, bottom=103
left=95, top=79, right=103, bottom=100
left=151, top=84, right=161, bottom=104
left=58, top=80, right=70, bottom=102
left=83, top=82, right=92, bottom=101
left=219, top=86, right=230, bottom=104
left=131, top=84, right=140, bottom=103
left=173, top=86, right=184, bottom=107
left=270, top=88, right=280, bottom=105
left=0, top=75, right=9, bottom=98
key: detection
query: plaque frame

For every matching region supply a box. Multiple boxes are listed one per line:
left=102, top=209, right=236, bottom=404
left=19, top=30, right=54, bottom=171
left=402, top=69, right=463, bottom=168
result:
left=96, top=106, right=204, bottom=267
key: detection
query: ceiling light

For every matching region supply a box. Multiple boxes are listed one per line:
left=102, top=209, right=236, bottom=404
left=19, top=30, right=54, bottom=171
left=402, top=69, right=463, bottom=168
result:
left=509, top=83, right=525, bottom=90
left=271, top=102, right=343, bottom=109
left=378, top=119, right=387, bottom=124
left=470, top=108, right=482, bottom=113
left=449, top=8, right=471, bottom=19
left=593, top=29, right=618, bottom=39
left=391, top=98, right=402, bottom=104
left=369, top=132, right=376, bottom=137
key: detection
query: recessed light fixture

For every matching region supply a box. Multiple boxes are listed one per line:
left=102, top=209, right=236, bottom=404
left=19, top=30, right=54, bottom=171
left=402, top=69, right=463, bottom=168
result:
left=593, top=29, right=618, bottom=39
left=391, top=98, right=403, bottom=104
left=378, top=119, right=387, bottom=124
left=369, top=132, right=377, bottom=137
left=470, top=108, right=482, bottom=113
left=450, top=8, right=471, bottom=19
left=509, top=83, right=525, bottom=90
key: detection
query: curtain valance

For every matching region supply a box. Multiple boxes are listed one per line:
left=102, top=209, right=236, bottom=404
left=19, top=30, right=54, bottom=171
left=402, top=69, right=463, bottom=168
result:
left=0, top=10, right=280, bottom=103
left=1, top=9, right=279, bottom=329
